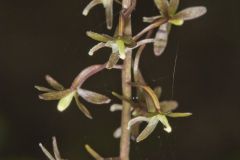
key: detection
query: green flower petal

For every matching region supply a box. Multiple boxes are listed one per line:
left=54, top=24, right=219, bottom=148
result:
left=160, top=101, right=178, bottom=113
left=154, top=23, right=170, bottom=56
left=87, top=31, right=112, bottom=42
left=157, top=114, right=172, bottom=133
left=78, top=88, right=111, bottom=104
left=115, top=39, right=126, bottom=59
left=136, top=116, right=159, bottom=142
left=52, top=137, right=62, bottom=160
left=102, top=0, right=113, bottom=29
left=57, top=91, right=75, bottom=112
left=168, top=0, right=179, bottom=16
left=88, top=42, right=105, bottom=56
left=39, top=89, right=72, bottom=100
left=174, top=6, right=207, bottom=21
left=154, top=0, right=169, bottom=17
left=167, top=112, right=192, bottom=118
left=35, top=85, right=55, bottom=92
left=74, top=95, right=93, bottom=119
left=106, top=52, right=120, bottom=69
left=128, top=116, right=149, bottom=130
left=45, top=75, right=64, bottom=91
left=131, top=83, right=161, bottom=112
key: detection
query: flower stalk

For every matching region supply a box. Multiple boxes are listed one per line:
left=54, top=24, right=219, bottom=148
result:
left=120, top=1, right=133, bottom=160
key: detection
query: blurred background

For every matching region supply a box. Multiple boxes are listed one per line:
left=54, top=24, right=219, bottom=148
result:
left=0, top=0, right=240, bottom=159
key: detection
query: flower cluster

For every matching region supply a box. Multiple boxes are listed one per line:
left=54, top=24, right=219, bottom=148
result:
left=36, top=0, right=207, bottom=158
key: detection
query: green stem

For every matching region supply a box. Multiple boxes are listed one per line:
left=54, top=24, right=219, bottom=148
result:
left=120, top=1, right=132, bottom=160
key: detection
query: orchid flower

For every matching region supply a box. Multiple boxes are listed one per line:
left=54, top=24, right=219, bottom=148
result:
left=143, top=0, right=207, bottom=56
left=83, top=0, right=121, bottom=30
left=39, top=137, right=66, bottom=160
left=111, top=84, right=192, bottom=142
left=35, top=65, right=112, bottom=119
left=86, top=31, right=154, bottom=69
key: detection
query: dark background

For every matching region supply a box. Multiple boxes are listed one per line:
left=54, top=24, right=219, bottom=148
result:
left=0, top=0, right=240, bottom=159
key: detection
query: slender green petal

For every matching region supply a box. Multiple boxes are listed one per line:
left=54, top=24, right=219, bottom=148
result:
left=115, top=39, right=126, bottom=59
left=78, top=88, right=111, bottom=104
left=74, top=95, right=93, bottom=119
left=154, top=86, right=162, bottom=99
left=39, top=137, right=65, bottom=160
left=87, top=31, right=112, bottom=42
left=136, top=116, right=159, bottom=142
left=39, top=143, right=55, bottom=160
left=154, top=0, right=169, bottom=17
left=167, top=112, right=192, bottom=118
left=127, top=116, right=149, bottom=130
left=174, top=6, right=207, bottom=21
left=143, top=16, right=161, bottom=23
left=144, top=93, right=157, bottom=113
left=39, top=89, right=72, bottom=100
left=52, top=137, right=62, bottom=160
left=157, top=114, right=172, bottom=133
left=154, top=23, right=170, bottom=56
left=106, top=52, right=120, bottom=69
left=88, top=42, right=105, bottom=56
left=168, top=0, right=179, bottom=16
left=45, top=75, right=64, bottom=91
left=57, top=91, right=75, bottom=112
left=34, top=85, right=55, bottom=92
left=110, top=104, right=123, bottom=112
left=82, top=0, right=102, bottom=16
left=102, top=0, right=113, bottom=29
left=160, top=101, right=178, bottom=113
left=85, top=145, right=103, bottom=160
left=131, top=83, right=161, bottom=112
